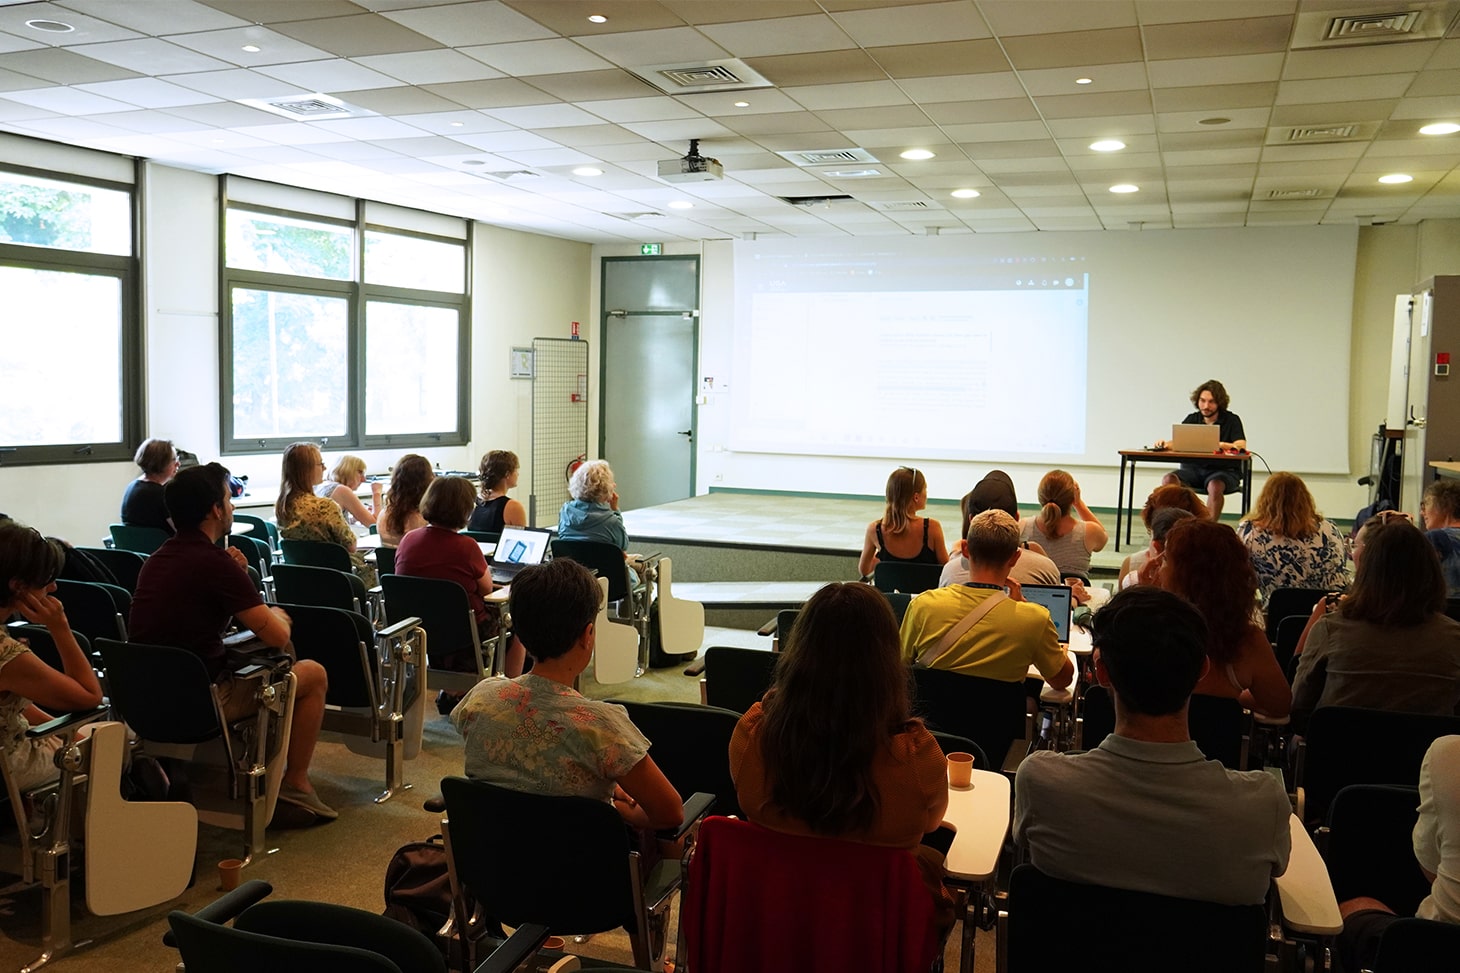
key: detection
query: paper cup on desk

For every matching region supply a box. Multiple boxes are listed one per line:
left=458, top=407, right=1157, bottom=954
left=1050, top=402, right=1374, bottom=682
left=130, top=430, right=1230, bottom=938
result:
left=947, top=752, right=974, bottom=788
left=218, top=858, right=243, bottom=892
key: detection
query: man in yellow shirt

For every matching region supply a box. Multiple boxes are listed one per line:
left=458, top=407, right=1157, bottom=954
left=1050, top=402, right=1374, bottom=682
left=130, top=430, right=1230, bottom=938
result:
left=900, top=510, right=1073, bottom=689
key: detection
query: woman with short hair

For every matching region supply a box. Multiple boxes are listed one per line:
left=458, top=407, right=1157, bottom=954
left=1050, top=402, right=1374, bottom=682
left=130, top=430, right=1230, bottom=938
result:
left=316, top=454, right=380, bottom=528
left=557, top=459, right=628, bottom=550
left=378, top=454, right=434, bottom=548
left=1238, top=472, right=1347, bottom=603
left=1292, top=514, right=1460, bottom=722
left=1421, top=479, right=1460, bottom=594
left=468, top=450, right=527, bottom=534
left=120, top=437, right=180, bottom=533
left=275, top=441, right=374, bottom=585
left=857, top=466, right=948, bottom=579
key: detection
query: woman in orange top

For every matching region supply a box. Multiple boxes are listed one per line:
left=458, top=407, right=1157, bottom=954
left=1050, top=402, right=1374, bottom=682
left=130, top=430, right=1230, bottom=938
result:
left=730, top=582, right=951, bottom=924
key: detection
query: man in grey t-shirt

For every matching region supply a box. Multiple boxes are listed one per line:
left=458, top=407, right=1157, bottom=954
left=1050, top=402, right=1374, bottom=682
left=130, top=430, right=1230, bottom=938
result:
left=1014, top=587, right=1291, bottom=906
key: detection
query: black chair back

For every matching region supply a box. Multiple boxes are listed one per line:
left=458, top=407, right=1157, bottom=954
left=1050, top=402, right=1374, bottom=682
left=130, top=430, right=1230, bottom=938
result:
left=280, top=539, right=353, bottom=572
left=1323, top=784, right=1427, bottom=916
left=227, top=534, right=271, bottom=576
left=233, top=900, right=445, bottom=973
left=1373, top=917, right=1460, bottom=972
left=1273, top=614, right=1307, bottom=679
left=1447, top=597, right=1460, bottom=624
left=168, top=909, right=405, bottom=973
left=380, top=574, right=481, bottom=671
left=52, top=579, right=127, bottom=642
left=613, top=700, right=741, bottom=816
left=550, top=540, right=632, bottom=604
left=773, top=609, right=799, bottom=652
left=882, top=591, right=913, bottom=626
left=1080, top=686, right=1246, bottom=769
left=275, top=603, right=376, bottom=709
left=270, top=564, right=366, bottom=615
left=910, top=665, right=1027, bottom=767
left=928, top=731, right=989, bottom=772
left=110, top=523, right=170, bottom=555
left=1004, top=864, right=1267, bottom=973
left=462, top=530, right=499, bottom=545
left=373, top=545, right=396, bottom=576
left=78, top=547, right=146, bottom=593
left=9, top=623, right=88, bottom=673
left=702, top=646, right=777, bottom=714
left=1301, top=706, right=1460, bottom=823
left=97, top=639, right=222, bottom=744
left=872, top=561, right=941, bottom=594
left=232, top=514, right=278, bottom=553
left=441, top=776, right=634, bottom=934
left=1265, top=587, right=1328, bottom=642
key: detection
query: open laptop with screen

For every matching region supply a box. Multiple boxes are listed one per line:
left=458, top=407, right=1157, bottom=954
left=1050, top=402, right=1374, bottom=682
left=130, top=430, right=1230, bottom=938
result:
left=1020, top=583, right=1073, bottom=644
left=1170, top=422, right=1220, bottom=453
left=489, top=526, right=552, bottom=584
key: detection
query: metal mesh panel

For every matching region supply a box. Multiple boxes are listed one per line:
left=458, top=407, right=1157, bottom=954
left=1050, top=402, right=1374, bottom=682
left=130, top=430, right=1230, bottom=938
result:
left=530, top=337, right=588, bottom=527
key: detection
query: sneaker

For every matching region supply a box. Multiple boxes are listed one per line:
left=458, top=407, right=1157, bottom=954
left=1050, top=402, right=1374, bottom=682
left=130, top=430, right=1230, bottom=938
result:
left=436, top=690, right=464, bottom=716
left=277, top=785, right=338, bottom=821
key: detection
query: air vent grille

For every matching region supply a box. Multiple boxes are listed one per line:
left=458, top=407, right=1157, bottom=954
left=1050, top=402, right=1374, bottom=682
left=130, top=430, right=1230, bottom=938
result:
left=632, top=58, right=772, bottom=94
left=1325, top=10, right=1421, bottom=39
left=661, top=65, right=743, bottom=86
left=778, top=148, right=880, bottom=166
left=268, top=98, right=349, bottom=117
left=1267, top=188, right=1324, bottom=199
left=485, top=170, right=540, bottom=181
left=240, top=93, right=372, bottom=121
left=869, top=200, right=935, bottom=211
left=779, top=195, right=857, bottom=208
left=613, top=212, right=665, bottom=220
left=1287, top=125, right=1359, bottom=142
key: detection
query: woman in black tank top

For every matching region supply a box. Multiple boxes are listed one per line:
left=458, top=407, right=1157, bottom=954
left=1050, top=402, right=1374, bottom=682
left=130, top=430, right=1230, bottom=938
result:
left=858, top=466, right=949, bottom=578
left=468, top=449, right=528, bottom=534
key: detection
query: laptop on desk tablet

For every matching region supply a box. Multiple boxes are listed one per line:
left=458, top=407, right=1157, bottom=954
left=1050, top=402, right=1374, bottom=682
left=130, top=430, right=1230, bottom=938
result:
left=489, top=526, right=551, bottom=584
left=1170, top=423, right=1221, bottom=453
left=1020, top=584, right=1073, bottom=645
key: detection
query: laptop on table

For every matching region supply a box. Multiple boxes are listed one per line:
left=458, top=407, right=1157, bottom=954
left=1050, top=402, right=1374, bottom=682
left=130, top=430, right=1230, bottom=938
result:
left=1020, top=583, right=1074, bottom=645
left=1170, top=423, right=1220, bottom=453
left=489, top=526, right=551, bottom=585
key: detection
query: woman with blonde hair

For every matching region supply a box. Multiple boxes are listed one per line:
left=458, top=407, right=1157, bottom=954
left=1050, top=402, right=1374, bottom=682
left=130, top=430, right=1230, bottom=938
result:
left=275, top=441, right=374, bottom=585
left=1238, top=472, right=1347, bottom=602
left=468, top=449, right=527, bottom=534
left=378, top=454, right=434, bottom=548
left=1018, top=470, right=1107, bottom=578
left=315, top=454, right=381, bottom=528
left=858, top=466, right=948, bottom=578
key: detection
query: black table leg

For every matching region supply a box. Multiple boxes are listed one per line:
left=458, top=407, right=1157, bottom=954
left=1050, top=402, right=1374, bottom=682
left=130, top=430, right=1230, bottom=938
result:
left=1116, top=457, right=1127, bottom=552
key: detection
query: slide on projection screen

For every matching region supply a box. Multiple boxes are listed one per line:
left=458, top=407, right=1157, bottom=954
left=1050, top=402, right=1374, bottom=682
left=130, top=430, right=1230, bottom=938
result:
left=728, top=227, right=1358, bottom=475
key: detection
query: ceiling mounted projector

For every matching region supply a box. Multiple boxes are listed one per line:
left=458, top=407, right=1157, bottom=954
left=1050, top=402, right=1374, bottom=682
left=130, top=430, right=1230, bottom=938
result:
left=658, top=139, right=723, bottom=183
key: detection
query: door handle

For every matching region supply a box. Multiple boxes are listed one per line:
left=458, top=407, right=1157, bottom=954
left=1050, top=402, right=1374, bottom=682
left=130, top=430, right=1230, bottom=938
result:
left=678, top=429, right=693, bottom=439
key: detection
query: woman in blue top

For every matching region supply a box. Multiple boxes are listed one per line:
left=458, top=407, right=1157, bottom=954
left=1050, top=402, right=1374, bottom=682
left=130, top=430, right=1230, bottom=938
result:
left=558, top=459, right=628, bottom=550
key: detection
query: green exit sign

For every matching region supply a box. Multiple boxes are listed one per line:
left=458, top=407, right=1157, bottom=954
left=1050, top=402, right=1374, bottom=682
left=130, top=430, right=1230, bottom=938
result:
left=640, top=243, right=662, bottom=256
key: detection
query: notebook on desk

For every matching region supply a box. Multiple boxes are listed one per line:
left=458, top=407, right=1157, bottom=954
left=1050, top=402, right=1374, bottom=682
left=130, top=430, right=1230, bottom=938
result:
left=1021, top=583, right=1073, bottom=644
left=1170, top=422, right=1220, bottom=453
left=489, top=526, right=551, bottom=584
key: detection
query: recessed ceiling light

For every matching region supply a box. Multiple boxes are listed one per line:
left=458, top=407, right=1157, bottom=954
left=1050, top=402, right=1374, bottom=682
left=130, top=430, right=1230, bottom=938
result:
left=1198, top=117, right=1231, bottom=126
left=25, top=18, right=74, bottom=33
left=1075, top=77, right=1093, bottom=85
left=241, top=44, right=261, bottom=53
left=1420, top=122, right=1460, bottom=136
left=1109, top=184, right=1139, bottom=194
left=1378, top=173, right=1413, bottom=184
left=900, top=148, right=935, bottom=160
left=462, top=160, right=486, bottom=166
left=572, top=166, right=603, bottom=177
left=587, top=14, right=607, bottom=23
left=450, top=121, right=464, bottom=127
left=1089, top=139, right=1125, bottom=152
left=950, top=189, right=981, bottom=199
left=668, top=200, right=693, bottom=209
left=733, top=101, right=750, bottom=108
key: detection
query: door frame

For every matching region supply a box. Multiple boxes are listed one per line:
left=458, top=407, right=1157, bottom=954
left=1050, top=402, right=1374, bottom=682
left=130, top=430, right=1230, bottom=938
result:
left=598, top=254, right=701, bottom=503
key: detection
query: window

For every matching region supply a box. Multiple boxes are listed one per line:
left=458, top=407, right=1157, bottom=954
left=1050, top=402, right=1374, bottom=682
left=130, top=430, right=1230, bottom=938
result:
left=220, top=183, right=469, bottom=453
left=0, top=165, right=139, bottom=465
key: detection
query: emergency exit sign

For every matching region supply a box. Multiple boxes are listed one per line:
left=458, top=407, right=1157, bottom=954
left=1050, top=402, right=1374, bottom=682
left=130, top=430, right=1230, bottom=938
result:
left=640, top=243, right=662, bottom=255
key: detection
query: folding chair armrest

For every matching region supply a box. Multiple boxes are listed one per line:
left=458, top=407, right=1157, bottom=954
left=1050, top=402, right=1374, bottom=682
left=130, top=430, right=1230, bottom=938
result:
left=755, top=616, right=778, bottom=637
left=369, top=585, right=383, bottom=596
left=378, top=616, right=422, bottom=639
left=658, top=791, right=716, bottom=841
left=162, top=880, right=275, bottom=947
left=472, top=923, right=552, bottom=973
left=25, top=705, right=110, bottom=740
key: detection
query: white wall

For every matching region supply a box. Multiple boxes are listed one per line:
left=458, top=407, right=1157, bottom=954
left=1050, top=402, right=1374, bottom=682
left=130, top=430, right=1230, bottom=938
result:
left=2, top=159, right=591, bottom=545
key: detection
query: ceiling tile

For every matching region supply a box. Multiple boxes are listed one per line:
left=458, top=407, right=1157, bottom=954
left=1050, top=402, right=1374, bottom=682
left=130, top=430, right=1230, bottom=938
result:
left=922, top=97, right=1039, bottom=124
left=578, top=95, right=698, bottom=123
left=195, top=2, right=366, bottom=26
left=519, top=69, right=656, bottom=102
left=392, top=109, right=514, bottom=135
left=1, top=84, right=134, bottom=113
left=575, top=27, right=728, bottom=67
left=0, top=32, right=43, bottom=55
left=1157, top=106, right=1270, bottom=131
left=0, top=6, right=141, bottom=45
left=164, top=25, right=334, bottom=67
left=1043, top=114, right=1155, bottom=137
left=1392, top=94, right=1460, bottom=119
left=257, top=58, right=408, bottom=92
left=165, top=100, right=291, bottom=127
left=331, top=86, right=463, bottom=115
left=896, top=72, right=1026, bottom=102
left=1158, top=128, right=1265, bottom=150
left=0, top=98, right=59, bottom=121
left=620, top=117, right=734, bottom=141
left=1408, top=69, right=1460, bottom=98
left=1066, top=150, right=1163, bottom=170
left=1143, top=15, right=1292, bottom=60
left=831, top=1, right=991, bottom=46
left=10, top=114, right=131, bottom=138
left=270, top=13, right=443, bottom=57
left=966, top=138, right=1062, bottom=159
left=383, top=1, right=556, bottom=45
left=482, top=102, right=606, bottom=128
left=101, top=108, right=214, bottom=133
left=1267, top=100, right=1395, bottom=126
left=71, top=38, right=235, bottom=74
left=502, top=0, right=687, bottom=35
left=354, top=50, right=504, bottom=85
left=980, top=0, right=1137, bottom=36
left=676, top=89, right=807, bottom=116
left=0, top=47, right=140, bottom=83
left=422, top=78, right=555, bottom=109
left=1001, top=28, right=1144, bottom=70
left=943, top=120, right=1052, bottom=141
left=440, top=128, right=563, bottom=153
left=1035, top=89, right=1153, bottom=119
left=73, top=76, right=220, bottom=109
left=1150, top=82, right=1277, bottom=112
left=164, top=67, right=304, bottom=100
left=817, top=104, right=930, bottom=128
left=1260, top=141, right=1367, bottom=162
left=1145, top=52, right=1284, bottom=88
left=1017, top=61, right=1148, bottom=96
left=1283, top=42, right=1440, bottom=80
left=719, top=109, right=832, bottom=136
left=232, top=120, right=356, bottom=144
left=698, top=14, right=855, bottom=57
left=60, top=0, right=249, bottom=32
left=459, top=38, right=613, bottom=76
left=1277, top=74, right=1413, bottom=105
left=782, top=80, right=909, bottom=111
left=0, top=65, right=50, bottom=92
left=1161, top=147, right=1260, bottom=166
left=977, top=155, right=1073, bottom=174
left=743, top=49, right=886, bottom=86
left=752, top=132, right=854, bottom=152
left=869, top=38, right=1011, bottom=77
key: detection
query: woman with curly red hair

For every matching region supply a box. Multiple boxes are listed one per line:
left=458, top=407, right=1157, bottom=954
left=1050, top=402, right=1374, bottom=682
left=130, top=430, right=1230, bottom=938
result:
left=1153, top=519, right=1291, bottom=719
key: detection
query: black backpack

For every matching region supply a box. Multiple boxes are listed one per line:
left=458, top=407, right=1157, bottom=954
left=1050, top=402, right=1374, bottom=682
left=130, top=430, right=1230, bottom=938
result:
left=56, top=542, right=119, bottom=586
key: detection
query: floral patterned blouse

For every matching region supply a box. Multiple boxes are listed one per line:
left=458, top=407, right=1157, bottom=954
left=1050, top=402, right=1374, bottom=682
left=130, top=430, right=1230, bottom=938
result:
left=279, top=492, right=376, bottom=586
left=0, top=633, right=60, bottom=791
left=450, top=673, right=649, bottom=802
left=1238, top=518, right=1348, bottom=603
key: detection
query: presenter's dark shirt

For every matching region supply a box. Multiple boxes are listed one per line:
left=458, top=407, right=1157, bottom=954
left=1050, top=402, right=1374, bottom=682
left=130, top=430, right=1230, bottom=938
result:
left=1181, top=409, right=1245, bottom=446
left=120, top=479, right=174, bottom=533
left=130, top=529, right=263, bottom=678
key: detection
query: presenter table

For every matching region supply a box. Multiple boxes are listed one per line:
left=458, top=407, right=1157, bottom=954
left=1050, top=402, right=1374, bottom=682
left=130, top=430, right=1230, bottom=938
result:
left=1115, top=449, right=1253, bottom=551
left=1430, top=460, right=1460, bottom=481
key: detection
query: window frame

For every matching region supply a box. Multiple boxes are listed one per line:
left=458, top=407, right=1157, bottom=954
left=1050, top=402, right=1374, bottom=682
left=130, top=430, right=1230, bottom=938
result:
left=0, top=161, right=141, bottom=467
left=218, top=188, right=471, bottom=455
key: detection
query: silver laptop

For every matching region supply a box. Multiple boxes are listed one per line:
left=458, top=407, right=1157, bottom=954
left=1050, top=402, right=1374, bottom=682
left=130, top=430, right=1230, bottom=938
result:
left=1171, top=422, right=1220, bottom=453
left=489, top=526, right=552, bottom=584
left=1021, top=583, right=1073, bottom=644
